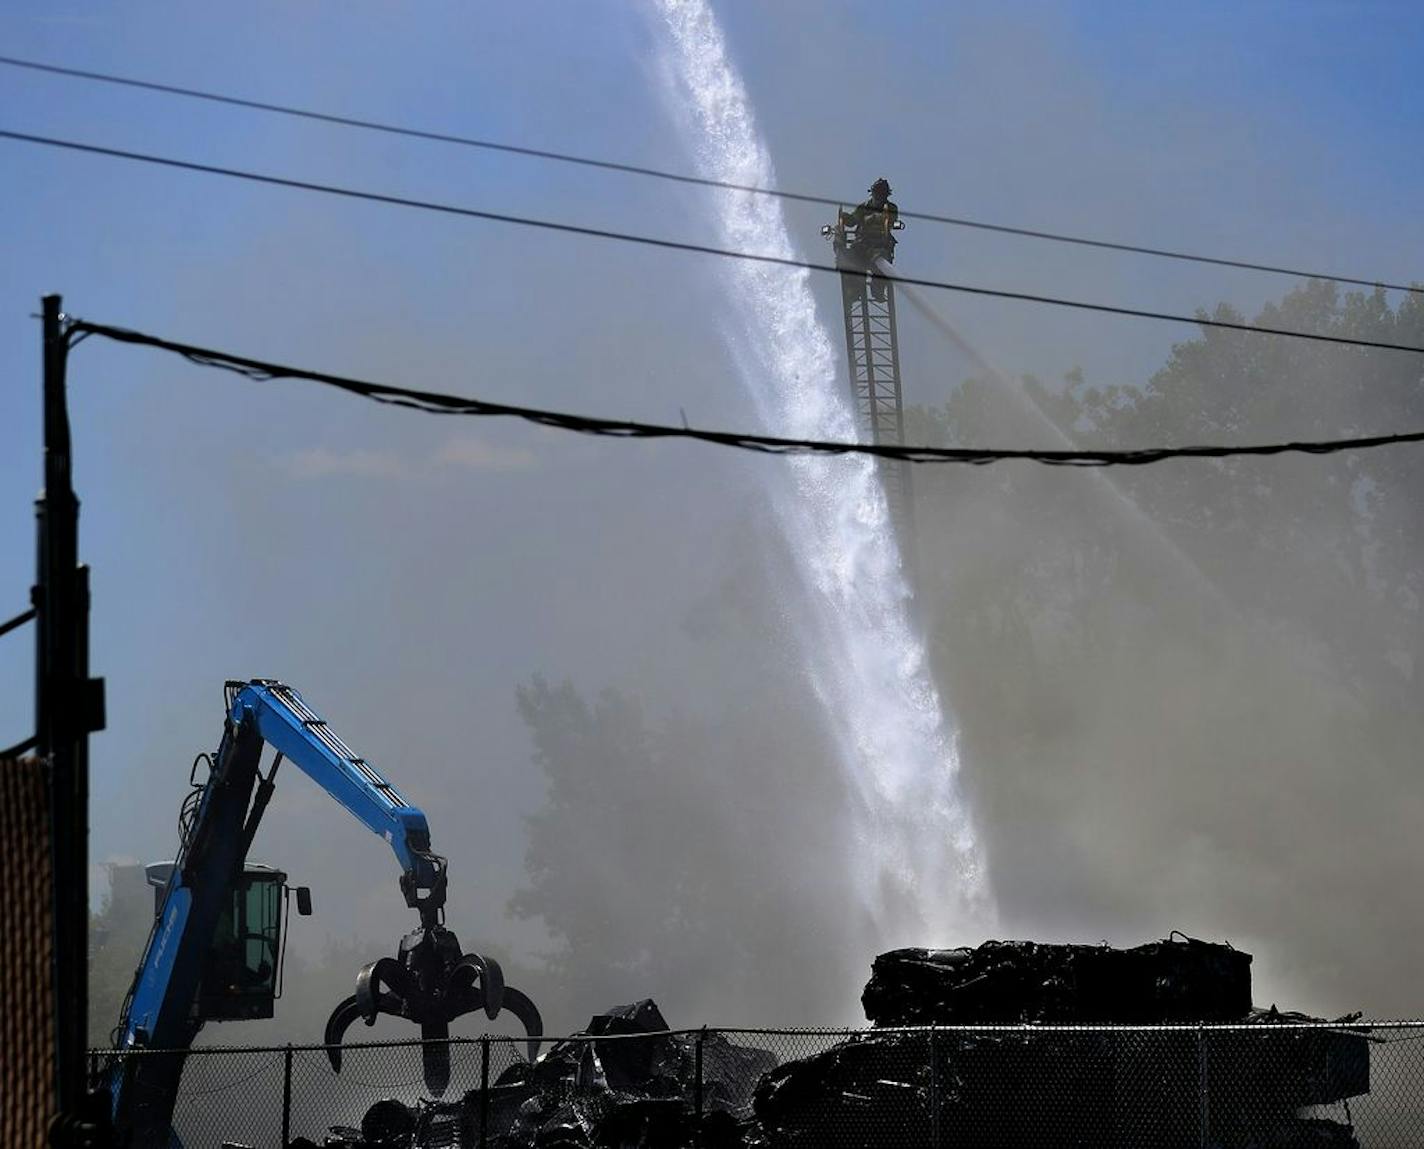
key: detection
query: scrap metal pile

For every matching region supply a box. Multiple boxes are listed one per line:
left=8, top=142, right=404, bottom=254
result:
left=310, top=937, right=1371, bottom=1149
left=765, top=936, right=1368, bottom=1149
left=314, top=1000, right=776, bottom=1149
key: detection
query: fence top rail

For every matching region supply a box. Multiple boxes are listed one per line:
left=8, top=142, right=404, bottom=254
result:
left=88, top=1018, right=1424, bottom=1057
left=715, top=1020, right=1411, bottom=1035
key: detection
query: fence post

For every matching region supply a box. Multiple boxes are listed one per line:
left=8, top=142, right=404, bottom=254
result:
left=929, top=1025, right=939, bottom=1148
left=282, top=1044, right=293, bottom=1149
left=1197, top=1025, right=1209, bottom=1149
left=694, top=1026, right=706, bottom=1148
left=480, top=1035, right=490, bottom=1149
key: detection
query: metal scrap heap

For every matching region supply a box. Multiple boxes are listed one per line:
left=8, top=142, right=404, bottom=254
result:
left=476, top=1000, right=775, bottom=1148
left=317, top=1000, right=776, bottom=1149
left=758, top=936, right=1368, bottom=1149
left=314, top=938, right=1371, bottom=1148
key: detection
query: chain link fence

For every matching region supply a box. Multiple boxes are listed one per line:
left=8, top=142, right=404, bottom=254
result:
left=93, top=1021, right=1424, bottom=1148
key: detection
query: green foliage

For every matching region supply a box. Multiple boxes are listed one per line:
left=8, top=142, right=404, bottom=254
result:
left=509, top=675, right=866, bottom=1026
left=511, top=677, right=750, bottom=1018
left=89, top=871, right=154, bottom=1047
left=903, top=281, right=1424, bottom=1010
left=916, top=281, right=1422, bottom=706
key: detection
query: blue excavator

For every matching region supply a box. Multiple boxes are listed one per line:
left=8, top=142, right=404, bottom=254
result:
left=109, top=679, right=542, bottom=1147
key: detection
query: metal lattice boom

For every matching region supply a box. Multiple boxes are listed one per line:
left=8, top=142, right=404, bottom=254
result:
left=839, top=270, right=913, bottom=540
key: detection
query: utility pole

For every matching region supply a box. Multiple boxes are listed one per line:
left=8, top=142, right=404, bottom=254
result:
left=36, top=294, right=107, bottom=1143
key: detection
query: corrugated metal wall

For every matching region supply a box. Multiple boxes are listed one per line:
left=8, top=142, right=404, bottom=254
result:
left=1, top=756, right=54, bottom=1148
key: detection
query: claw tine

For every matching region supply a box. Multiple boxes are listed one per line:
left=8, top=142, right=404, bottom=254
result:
left=323, top=995, right=365, bottom=1072
left=480, top=955, right=505, bottom=1019
left=451, top=953, right=506, bottom=1020
left=447, top=954, right=483, bottom=993
left=356, top=956, right=409, bottom=1024
left=444, top=985, right=484, bottom=1026
left=421, top=1021, right=451, bottom=1097
left=500, top=986, right=544, bottom=1064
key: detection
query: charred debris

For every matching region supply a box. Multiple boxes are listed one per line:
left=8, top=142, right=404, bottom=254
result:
left=307, top=936, right=1370, bottom=1149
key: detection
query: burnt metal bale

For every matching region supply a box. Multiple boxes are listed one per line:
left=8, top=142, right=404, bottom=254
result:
left=752, top=1028, right=1131, bottom=1149
left=527, top=1096, right=599, bottom=1148
left=1241, top=1009, right=1370, bottom=1105
left=590, top=1095, right=687, bottom=1145
left=862, top=935, right=1253, bottom=1026
left=753, top=1031, right=934, bottom=1149
left=1199, top=1011, right=1370, bottom=1147
left=1257, top=1118, right=1360, bottom=1148
left=582, top=1000, right=682, bottom=1095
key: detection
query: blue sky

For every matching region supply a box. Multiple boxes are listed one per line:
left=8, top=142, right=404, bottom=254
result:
left=2, top=1, right=1421, bottom=1019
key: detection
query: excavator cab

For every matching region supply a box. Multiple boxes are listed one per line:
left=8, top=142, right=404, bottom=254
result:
left=145, top=861, right=311, bottom=1022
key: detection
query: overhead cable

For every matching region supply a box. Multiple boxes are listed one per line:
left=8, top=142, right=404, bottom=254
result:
left=6, top=129, right=1422, bottom=359
left=2, top=53, right=1418, bottom=296
left=65, top=317, right=1424, bottom=468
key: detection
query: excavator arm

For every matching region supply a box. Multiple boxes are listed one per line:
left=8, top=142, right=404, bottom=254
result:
left=226, top=680, right=448, bottom=922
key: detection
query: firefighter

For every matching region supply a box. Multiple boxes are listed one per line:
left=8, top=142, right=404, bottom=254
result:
left=851, top=178, right=899, bottom=264
left=844, top=178, right=899, bottom=299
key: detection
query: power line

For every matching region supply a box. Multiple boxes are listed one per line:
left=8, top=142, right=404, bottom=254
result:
left=65, top=317, right=1424, bottom=468
left=7, top=127, right=1423, bottom=359
left=3, top=52, right=1418, bottom=297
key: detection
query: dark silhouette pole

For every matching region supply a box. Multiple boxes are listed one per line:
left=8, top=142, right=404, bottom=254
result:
left=36, top=293, right=106, bottom=1143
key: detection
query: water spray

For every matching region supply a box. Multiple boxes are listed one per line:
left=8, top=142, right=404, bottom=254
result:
left=652, top=0, right=993, bottom=945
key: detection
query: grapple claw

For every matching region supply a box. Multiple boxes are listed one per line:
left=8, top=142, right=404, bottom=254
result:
left=324, top=927, right=544, bottom=1094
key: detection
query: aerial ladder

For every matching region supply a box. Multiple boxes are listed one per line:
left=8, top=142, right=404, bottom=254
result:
left=108, top=679, right=541, bottom=1147
left=822, top=178, right=914, bottom=548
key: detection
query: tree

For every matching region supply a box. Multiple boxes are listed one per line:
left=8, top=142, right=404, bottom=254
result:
left=509, top=675, right=866, bottom=1028
left=910, top=280, right=1424, bottom=709
left=89, top=864, right=156, bottom=1047
left=903, top=280, right=1424, bottom=1014
left=1087, top=284, right=1424, bottom=704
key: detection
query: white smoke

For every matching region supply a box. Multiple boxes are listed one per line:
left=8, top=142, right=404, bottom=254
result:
left=651, top=0, right=993, bottom=945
